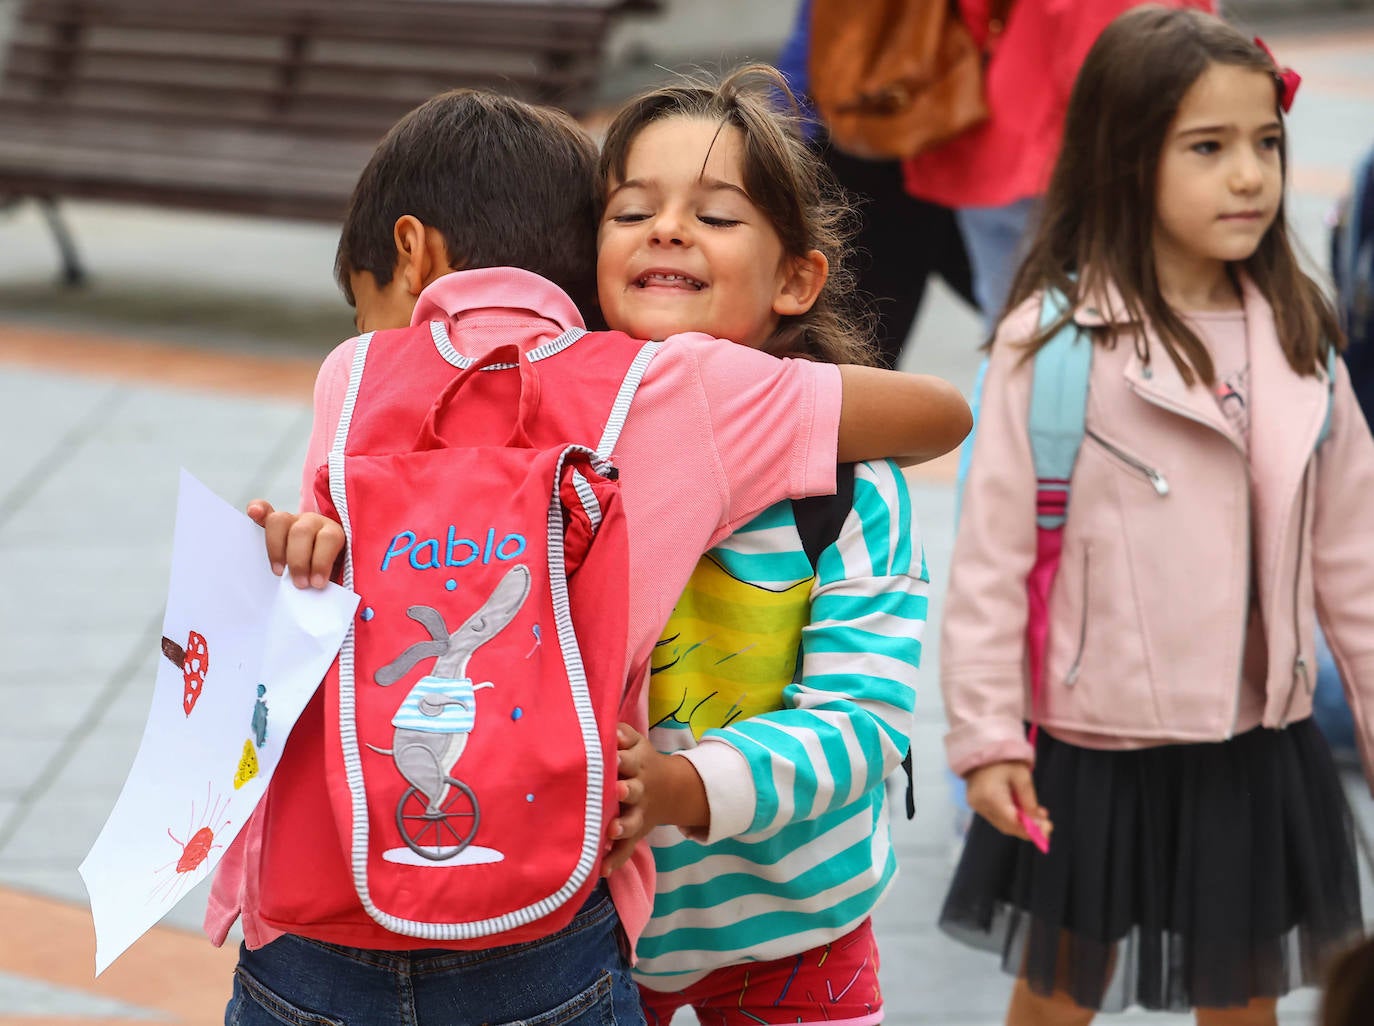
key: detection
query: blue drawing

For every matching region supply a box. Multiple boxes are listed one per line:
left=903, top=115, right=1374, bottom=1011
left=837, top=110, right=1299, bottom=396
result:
left=251, top=684, right=269, bottom=748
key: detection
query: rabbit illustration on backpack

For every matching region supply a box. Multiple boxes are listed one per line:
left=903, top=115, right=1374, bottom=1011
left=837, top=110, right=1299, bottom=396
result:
left=369, top=563, right=532, bottom=860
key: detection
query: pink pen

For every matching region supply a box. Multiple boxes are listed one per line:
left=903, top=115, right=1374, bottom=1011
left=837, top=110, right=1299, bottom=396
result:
left=1016, top=808, right=1051, bottom=855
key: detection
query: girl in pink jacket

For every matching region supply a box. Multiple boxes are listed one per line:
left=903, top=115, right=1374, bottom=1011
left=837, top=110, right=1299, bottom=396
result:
left=941, top=9, right=1371, bottom=1023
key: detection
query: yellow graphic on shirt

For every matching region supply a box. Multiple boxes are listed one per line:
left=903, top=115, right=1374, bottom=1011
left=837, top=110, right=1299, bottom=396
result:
left=650, top=553, right=811, bottom=744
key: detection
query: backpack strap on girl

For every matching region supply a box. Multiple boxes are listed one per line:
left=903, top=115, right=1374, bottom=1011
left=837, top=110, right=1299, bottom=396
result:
left=1028, top=291, right=1093, bottom=528
left=1023, top=291, right=1092, bottom=758
left=1318, top=342, right=1338, bottom=449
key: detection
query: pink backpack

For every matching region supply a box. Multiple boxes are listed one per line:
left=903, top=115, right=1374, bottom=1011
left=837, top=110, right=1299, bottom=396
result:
left=260, top=326, right=656, bottom=946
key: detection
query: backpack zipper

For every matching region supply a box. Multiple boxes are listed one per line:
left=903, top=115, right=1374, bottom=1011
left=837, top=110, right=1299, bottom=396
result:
left=1085, top=429, right=1170, bottom=495
left=1064, top=545, right=1090, bottom=686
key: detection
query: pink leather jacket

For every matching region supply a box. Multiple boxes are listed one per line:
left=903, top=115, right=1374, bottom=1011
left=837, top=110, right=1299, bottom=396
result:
left=942, top=278, right=1374, bottom=783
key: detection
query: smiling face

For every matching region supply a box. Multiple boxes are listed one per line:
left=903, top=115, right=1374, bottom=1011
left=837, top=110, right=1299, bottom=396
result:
left=1152, top=62, right=1283, bottom=289
left=597, top=116, right=807, bottom=348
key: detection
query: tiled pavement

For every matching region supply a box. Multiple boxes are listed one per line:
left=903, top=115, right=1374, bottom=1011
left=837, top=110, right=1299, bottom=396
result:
left=0, top=10, right=1372, bottom=1026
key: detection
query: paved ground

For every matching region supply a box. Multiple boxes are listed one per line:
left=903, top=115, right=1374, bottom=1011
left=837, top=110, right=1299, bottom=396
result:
left=0, top=7, right=1372, bottom=1026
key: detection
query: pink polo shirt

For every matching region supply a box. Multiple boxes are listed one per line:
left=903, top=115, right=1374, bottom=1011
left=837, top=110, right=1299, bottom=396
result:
left=206, top=267, right=841, bottom=953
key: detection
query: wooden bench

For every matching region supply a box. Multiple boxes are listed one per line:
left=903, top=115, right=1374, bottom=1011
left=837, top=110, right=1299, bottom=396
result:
left=0, top=0, right=653, bottom=283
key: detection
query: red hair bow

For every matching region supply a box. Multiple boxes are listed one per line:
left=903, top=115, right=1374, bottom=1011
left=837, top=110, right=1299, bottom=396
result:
left=1253, top=37, right=1301, bottom=113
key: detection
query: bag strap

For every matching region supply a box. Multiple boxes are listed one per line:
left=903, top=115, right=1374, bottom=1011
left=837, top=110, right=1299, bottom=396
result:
left=1318, top=342, right=1338, bottom=449
left=596, top=341, right=661, bottom=460
left=792, top=462, right=857, bottom=569
left=413, top=343, right=540, bottom=451
left=954, top=355, right=989, bottom=522
left=1029, top=291, right=1093, bottom=528
left=791, top=463, right=917, bottom=819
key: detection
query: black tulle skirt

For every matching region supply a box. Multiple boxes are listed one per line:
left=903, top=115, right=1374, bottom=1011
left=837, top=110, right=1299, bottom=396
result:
left=939, top=720, right=1364, bottom=1012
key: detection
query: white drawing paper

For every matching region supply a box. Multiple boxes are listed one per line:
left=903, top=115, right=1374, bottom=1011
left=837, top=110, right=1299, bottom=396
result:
left=79, top=469, right=358, bottom=975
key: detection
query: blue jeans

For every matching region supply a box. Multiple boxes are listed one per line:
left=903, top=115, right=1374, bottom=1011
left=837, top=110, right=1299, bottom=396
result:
left=1314, top=628, right=1357, bottom=755
left=225, top=885, right=642, bottom=1026
left=955, top=197, right=1040, bottom=336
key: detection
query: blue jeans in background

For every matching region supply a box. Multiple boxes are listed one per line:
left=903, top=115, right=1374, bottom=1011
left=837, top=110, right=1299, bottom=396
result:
left=955, top=197, right=1040, bottom=337
left=1314, top=628, right=1358, bottom=759
left=224, top=884, right=642, bottom=1026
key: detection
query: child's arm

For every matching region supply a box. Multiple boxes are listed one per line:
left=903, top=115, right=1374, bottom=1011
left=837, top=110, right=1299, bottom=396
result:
left=603, top=724, right=708, bottom=875
left=681, top=335, right=970, bottom=544
left=835, top=366, right=972, bottom=465
left=243, top=337, right=356, bottom=588
left=677, top=460, right=922, bottom=845
left=1310, top=356, right=1374, bottom=790
left=940, top=299, right=1049, bottom=833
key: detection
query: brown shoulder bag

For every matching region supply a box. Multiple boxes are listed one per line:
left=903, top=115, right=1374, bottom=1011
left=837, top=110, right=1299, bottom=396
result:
left=808, top=0, right=1012, bottom=160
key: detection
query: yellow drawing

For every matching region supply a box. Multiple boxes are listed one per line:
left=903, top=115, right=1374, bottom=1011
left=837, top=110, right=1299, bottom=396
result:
left=233, top=738, right=260, bottom=790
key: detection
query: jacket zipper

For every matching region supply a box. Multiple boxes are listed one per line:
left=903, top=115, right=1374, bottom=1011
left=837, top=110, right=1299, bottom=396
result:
left=1228, top=502, right=1252, bottom=737
left=1085, top=429, right=1170, bottom=495
left=1120, top=385, right=1250, bottom=737
left=1064, top=545, right=1089, bottom=686
left=1279, top=465, right=1313, bottom=727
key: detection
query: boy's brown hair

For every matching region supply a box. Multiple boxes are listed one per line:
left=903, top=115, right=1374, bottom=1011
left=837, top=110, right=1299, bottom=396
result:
left=336, top=89, right=601, bottom=316
left=1005, top=5, right=1343, bottom=382
left=598, top=65, right=879, bottom=367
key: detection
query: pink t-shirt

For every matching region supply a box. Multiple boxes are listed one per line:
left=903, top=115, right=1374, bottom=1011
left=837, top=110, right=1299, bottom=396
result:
left=206, top=267, right=842, bottom=952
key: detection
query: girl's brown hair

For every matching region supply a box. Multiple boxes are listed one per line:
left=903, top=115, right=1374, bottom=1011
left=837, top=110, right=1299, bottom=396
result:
left=1003, top=5, right=1343, bottom=382
left=598, top=64, right=879, bottom=367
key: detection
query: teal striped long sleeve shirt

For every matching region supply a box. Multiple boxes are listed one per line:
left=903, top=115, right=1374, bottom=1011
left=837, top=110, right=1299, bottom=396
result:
left=637, top=458, right=926, bottom=989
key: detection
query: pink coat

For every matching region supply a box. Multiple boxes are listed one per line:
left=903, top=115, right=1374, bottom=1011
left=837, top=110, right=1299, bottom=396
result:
left=902, top=0, right=1215, bottom=209
left=942, top=278, right=1374, bottom=786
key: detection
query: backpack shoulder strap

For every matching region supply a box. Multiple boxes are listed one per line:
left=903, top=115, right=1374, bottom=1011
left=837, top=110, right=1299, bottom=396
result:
left=790, top=461, right=917, bottom=817
left=596, top=341, right=660, bottom=460
left=792, top=462, right=858, bottom=570
left=1029, top=291, right=1093, bottom=529
left=1318, top=342, right=1338, bottom=449
left=953, top=355, right=989, bottom=522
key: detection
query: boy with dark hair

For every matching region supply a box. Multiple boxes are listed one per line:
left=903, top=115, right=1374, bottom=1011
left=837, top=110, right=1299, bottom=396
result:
left=334, top=91, right=602, bottom=315
left=211, top=88, right=970, bottom=1026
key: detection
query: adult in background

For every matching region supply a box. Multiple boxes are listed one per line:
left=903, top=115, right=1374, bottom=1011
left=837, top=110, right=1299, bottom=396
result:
left=777, top=0, right=979, bottom=368
left=903, top=0, right=1216, bottom=335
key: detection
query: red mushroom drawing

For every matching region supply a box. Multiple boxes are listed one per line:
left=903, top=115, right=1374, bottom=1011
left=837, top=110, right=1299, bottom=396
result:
left=161, top=630, right=209, bottom=716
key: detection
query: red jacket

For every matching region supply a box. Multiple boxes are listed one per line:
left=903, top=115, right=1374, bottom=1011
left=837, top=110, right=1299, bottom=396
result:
left=903, top=0, right=1215, bottom=209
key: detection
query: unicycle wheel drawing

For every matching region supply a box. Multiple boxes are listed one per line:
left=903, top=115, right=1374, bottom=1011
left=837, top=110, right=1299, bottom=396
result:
left=396, top=778, right=480, bottom=860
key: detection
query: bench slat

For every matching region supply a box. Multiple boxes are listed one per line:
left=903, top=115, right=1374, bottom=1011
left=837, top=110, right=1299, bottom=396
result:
left=17, top=3, right=613, bottom=46
left=0, top=0, right=630, bottom=225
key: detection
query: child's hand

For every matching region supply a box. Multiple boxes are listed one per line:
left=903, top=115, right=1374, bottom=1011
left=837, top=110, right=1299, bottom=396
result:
left=602, top=723, right=708, bottom=876
left=604, top=723, right=657, bottom=873
left=965, top=760, right=1053, bottom=846
left=246, top=499, right=345, bottom=589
